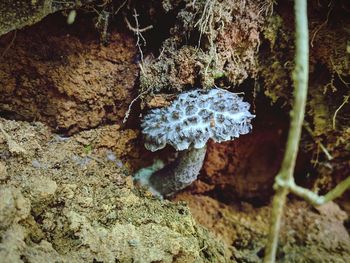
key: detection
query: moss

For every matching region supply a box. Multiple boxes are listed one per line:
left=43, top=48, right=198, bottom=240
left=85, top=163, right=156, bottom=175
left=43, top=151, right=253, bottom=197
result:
left=0, top=0, right=94, bottom=36
left=0, top=0, right=52, bottom=36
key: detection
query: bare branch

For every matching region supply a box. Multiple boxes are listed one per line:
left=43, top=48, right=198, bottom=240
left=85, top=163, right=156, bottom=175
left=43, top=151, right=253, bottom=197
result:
left=263, top=0, right=309, bottom=261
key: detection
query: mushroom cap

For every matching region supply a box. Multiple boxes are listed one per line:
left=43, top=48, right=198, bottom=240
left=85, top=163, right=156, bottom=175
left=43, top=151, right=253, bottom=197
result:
left=141, top=88, right=255, bottom=152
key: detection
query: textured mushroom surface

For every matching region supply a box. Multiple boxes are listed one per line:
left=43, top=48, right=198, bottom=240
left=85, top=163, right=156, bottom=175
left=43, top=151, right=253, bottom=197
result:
left=142, top=88, right=255, bottom=152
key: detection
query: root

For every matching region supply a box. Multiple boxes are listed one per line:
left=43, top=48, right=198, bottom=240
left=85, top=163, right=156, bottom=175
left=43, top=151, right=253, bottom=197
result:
left=330, top=57, right=350, bottom=87
left=258, top=0, right=276, bottom=16
left=1, top=30, right=17, bottom=58
left=311, top=23, right=325, bottom=48
left=194, top=0, right=222, bottom=83
left=310, top=0, right=333, bottom=48
left=123, top=86, right=151, bottom=124
left=332, top=95, right=349, bottom=130
left=124, top=8, right=153, bottom=63
left=264, top=2, right=350, bottom=261
left=264, top=0, right=309, bottom=261
left=304, top=122, right=333, bottom=161
left=114, top=0, right=127, bottom=15
left=194, top=0, right=216, bottom=49
left=123, top=8, right=154, bottom=123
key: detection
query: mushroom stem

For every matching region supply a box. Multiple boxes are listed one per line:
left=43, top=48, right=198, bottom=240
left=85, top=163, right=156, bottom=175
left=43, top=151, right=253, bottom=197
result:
left=142, top=146, right=207, bottom=197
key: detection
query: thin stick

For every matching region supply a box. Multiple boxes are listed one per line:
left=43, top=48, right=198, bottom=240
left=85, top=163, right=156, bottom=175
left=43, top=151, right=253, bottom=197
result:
left=304, top=123, right=333, bottom=160
left=124, top=16, right=153, bottom=33
left=114, top=0, right=127, bottom=15
left=332, top=95, right=349, bottom=130
left=124, top=9, right=153, bottom=63
left=263, top=0, right=309, bottom=262
left=1, top=30, right=16, bottom=58
left=287, top=176, right=350, bottom=206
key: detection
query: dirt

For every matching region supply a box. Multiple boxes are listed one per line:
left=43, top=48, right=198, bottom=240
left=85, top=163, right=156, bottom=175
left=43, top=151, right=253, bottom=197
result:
left=0, top=0, right=350, bottom=262
left=0, top=13, right=138, bottom=134
left=1, top=114, right=349, bottom=262
left=139, top=0, right=266, bottom=104
left=0, top=118, right=227, bottom=262
left=175, top=193, right=350, bottom=262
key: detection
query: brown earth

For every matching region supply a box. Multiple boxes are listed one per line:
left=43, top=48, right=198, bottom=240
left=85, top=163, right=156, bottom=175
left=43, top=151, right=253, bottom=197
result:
left=0, top=0, right=350, bottom=262
left=0, top=118, right=227, bottom=262
left=1, top=115, right=349, bottom=262
left=0, top=13, right=138, bottom=134
left=175, top=193, right=350, bottom=262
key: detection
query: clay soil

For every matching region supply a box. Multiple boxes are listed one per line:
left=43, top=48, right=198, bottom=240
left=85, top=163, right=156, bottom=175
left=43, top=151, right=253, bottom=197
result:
left=1, top=0, right=350, bottom=262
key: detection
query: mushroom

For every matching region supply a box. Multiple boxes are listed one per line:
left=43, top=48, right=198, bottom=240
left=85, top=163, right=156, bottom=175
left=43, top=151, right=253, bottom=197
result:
left=134, top=88, right=255, bottom=197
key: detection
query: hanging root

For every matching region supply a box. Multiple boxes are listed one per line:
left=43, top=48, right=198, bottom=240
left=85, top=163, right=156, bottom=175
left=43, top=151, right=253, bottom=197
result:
left=264, top=0, right=309, bottom=261
left=332, top=95, right=349, bottom=130
left=124, top=8, right=153, bottom=62
left=123, top=9, right=153, bottom=123
left=264, top=1, right=350, bottom=262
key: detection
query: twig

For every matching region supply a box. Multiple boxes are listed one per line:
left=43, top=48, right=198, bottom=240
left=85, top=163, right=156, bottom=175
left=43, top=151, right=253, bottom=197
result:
left=124, top=9, right=153, bottom=63
left=124, top=17, right=153, bottom=33
left=123, top=87, right=151, bottom=123
left=285, top=176, right=350, bottom=206
left=310, top=0, right=333, bottom=48
left=263, top=0, right=309, bottom=262
left=332, top=95, right=349, bottom=130
left=114, top=0, right=127, bottom=15
left=1, top=30, right=16, bottom=58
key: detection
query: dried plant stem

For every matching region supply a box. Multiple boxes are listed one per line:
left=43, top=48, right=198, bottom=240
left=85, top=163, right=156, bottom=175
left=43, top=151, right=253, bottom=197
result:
left=264, top=0, right=350, bottom=261
left=263, top=0, right=309, bottom=262
left=285, top=176, right=350, bottom=206
left=332, top=95, right=349, bottom=130
left=124, top=9, right=153, bottom=62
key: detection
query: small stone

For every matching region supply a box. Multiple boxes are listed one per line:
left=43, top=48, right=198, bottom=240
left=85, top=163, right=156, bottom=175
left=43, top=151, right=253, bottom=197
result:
left=29, top=177, right=57, bottom=203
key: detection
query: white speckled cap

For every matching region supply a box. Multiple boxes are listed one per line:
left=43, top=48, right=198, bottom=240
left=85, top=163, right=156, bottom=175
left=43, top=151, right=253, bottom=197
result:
left=141, top=88, right=255, bottom=152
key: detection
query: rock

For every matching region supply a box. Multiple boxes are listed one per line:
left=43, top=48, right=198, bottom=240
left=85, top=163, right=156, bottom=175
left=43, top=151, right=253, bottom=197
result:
left=0, top=187, right=31, bottom=229
left=0, top=0, right=94, bottom=36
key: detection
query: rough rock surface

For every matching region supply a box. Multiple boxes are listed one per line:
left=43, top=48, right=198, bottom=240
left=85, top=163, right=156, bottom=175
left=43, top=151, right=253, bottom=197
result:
left=0, top=118, right=228, bottom=262
left=0, top=0, right=95, bottom=36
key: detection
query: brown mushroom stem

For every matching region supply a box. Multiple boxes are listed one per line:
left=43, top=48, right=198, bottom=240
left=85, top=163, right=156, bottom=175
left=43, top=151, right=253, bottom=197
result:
left=148, top=146, right=207, bottom=197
